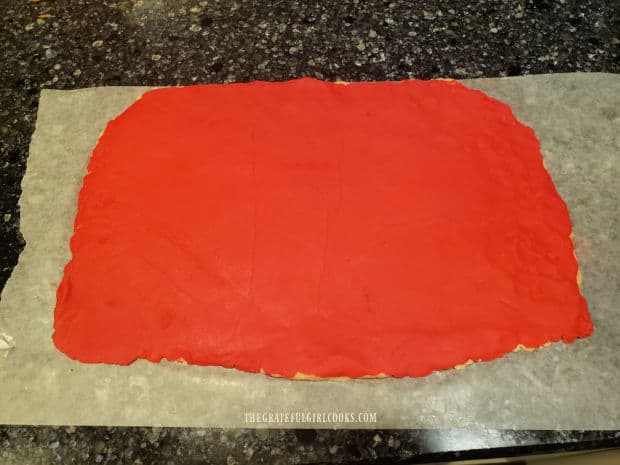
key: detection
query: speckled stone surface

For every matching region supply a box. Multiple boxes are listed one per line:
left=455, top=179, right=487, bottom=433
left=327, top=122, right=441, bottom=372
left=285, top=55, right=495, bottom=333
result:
left=1, top=427, right=619, bottom=465
left=1, top=0, right=619, bottom=463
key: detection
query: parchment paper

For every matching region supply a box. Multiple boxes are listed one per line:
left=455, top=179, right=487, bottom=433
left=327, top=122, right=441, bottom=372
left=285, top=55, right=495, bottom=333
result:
left=1, top=73, right=618, bottom=428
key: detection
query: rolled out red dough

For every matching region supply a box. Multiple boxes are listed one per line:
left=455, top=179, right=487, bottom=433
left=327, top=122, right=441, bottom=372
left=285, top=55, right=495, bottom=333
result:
left=53, top=78, right=593, bottom=379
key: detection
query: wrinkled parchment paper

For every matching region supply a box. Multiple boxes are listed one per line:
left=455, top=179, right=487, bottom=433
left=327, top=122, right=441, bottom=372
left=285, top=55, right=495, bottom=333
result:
left=1, top=73, right=618, bottom=428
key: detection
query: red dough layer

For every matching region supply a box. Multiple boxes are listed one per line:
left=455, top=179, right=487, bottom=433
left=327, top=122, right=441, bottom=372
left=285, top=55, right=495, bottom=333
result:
left=53, top=78, right=593, bottom=378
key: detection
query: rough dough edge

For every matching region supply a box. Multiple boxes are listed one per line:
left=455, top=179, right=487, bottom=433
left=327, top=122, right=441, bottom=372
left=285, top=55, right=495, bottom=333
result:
left=265, top=341, right=556, bottom=381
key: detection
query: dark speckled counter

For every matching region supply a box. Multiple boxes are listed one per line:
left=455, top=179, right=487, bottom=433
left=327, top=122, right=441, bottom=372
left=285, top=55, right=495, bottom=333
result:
left=1, top=0, right=619, bottom=463
left=1, top=427, right=619, bottom=464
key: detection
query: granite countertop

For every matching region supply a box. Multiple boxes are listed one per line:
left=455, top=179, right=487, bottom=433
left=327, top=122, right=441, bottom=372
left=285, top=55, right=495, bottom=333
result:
left=1, top=0, right=619, bottom=463
left=2, top=427, right=619, bottom=465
